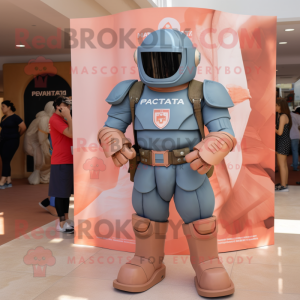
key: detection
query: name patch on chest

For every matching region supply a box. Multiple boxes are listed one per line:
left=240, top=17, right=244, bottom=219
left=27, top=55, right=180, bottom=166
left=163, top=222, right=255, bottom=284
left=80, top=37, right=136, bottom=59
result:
left=140, top=98, right=185, bottom=105
left=153, top=109, right=170, bottom=129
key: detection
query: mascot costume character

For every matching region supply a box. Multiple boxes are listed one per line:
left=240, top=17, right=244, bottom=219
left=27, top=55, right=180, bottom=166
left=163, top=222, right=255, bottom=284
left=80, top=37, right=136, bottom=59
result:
left=24, top=101, right=54, bottom=185
left=98, top=29, right=237, bottom=298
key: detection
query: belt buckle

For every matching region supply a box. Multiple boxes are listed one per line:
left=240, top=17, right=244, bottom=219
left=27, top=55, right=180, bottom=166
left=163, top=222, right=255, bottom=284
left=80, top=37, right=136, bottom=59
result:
left=151, top=150, right=170, bottom=167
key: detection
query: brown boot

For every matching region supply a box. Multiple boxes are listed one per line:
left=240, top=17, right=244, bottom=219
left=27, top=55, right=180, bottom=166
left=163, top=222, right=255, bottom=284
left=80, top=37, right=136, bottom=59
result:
left=113, top=214, right=168, bottom=292
left=182, top=216, right=234, bottom=298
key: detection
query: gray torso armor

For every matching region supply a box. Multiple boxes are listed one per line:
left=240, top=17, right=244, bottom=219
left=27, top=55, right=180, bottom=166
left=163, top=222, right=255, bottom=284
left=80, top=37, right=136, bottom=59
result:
left=135, top=85, right=200, bottom=151
left=105, top=79, right=234, bottom=150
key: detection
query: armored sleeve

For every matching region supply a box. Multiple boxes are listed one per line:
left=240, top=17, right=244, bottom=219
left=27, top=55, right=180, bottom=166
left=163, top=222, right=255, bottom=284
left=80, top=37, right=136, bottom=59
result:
left=104, top=96, right=132, bottom=133
left=202, top=103, right=234, bottom=136
left=202, top=80, right=235, bottom=137
left=103, top=80, right=137, bottom=133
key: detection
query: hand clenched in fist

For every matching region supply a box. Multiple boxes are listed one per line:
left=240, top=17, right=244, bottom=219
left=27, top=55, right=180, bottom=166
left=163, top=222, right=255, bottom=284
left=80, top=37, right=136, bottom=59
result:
left=185, top=149, right=212, bottom=175
left=98, top=127, right=136, bottom=167
left=112, top=145, right=136, bottom=167
left=185, top=132, right=237, bottom=174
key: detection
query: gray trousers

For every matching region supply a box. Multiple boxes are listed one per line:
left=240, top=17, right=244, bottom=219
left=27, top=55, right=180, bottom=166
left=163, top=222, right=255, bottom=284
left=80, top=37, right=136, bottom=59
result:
left=132, top=163, right=215, bottom=224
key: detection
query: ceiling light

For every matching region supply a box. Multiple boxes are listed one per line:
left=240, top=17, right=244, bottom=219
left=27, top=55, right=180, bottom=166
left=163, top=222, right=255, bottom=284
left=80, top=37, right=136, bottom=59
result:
left=16, top=45, right=25, bottom=47
left=279, top=42, right=287, bottom=44
left=285, top=29, right=294, bottom=31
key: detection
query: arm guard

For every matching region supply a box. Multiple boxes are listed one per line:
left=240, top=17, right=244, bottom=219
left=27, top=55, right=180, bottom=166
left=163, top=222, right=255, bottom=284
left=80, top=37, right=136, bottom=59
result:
left=202, top=79, right=235, bottom=137
left=104, top=80, right=137, bottom=133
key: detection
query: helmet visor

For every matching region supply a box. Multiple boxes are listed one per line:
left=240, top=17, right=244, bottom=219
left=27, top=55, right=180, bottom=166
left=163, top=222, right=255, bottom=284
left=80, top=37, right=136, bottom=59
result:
left=141, top=52, right=182, bottom=79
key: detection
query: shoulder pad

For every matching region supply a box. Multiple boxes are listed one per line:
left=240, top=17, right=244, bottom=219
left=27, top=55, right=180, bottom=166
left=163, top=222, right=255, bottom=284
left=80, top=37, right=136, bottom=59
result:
left=203, top=79, right=234, bottom=108
left=106, top=79, right=138, bottom=105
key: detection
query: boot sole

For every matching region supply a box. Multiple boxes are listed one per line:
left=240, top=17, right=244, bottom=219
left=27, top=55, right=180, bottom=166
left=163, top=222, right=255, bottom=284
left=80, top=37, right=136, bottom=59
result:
left=194, top=276, right=235, bottom=298
left=113, top=264, right=166, bottom=293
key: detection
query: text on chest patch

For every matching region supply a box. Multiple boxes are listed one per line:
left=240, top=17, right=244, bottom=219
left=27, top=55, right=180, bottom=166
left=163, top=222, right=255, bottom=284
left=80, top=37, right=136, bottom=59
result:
left=140, top=98, right=184, bottom=105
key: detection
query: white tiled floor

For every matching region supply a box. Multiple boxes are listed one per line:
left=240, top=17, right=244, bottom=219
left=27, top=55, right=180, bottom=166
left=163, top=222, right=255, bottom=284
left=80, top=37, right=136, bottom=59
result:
left=1, top=188, right=300, bottom=300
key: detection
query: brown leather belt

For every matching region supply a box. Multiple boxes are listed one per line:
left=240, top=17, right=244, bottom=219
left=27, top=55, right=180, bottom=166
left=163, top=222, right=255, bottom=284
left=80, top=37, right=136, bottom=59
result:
left=138, top=147, right=190, bottom=167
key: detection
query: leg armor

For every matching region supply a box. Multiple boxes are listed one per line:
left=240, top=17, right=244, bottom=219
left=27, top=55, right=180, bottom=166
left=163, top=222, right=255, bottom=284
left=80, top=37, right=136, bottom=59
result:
left=113, top=214, right=168, bottom=292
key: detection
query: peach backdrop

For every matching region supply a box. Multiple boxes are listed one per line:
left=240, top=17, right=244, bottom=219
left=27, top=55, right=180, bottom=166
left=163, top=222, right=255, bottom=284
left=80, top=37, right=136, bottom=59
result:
left=71, top=7, right=276, bottom=254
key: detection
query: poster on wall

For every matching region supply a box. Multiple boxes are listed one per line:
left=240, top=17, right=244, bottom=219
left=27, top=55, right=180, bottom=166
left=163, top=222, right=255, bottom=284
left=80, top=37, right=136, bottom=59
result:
left=23, top=58, right=72, bottom=171
left=24, top=58, right=72, bottom=128
left=71, top=7, right=276, bottom=254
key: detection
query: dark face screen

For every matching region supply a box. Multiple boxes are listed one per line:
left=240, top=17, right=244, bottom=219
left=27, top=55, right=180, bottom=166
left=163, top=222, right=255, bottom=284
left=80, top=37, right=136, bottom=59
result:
left=141, top=52, right=182, bottom=79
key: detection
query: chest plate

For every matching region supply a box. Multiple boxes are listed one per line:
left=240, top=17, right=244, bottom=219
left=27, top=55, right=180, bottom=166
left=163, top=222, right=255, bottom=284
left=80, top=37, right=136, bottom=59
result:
left=135, top=86, right=199, bottom=131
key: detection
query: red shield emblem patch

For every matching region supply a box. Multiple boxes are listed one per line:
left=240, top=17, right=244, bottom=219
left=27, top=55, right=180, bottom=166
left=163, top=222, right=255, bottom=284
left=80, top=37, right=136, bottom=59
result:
left=153, top=109, right=170, bottom=129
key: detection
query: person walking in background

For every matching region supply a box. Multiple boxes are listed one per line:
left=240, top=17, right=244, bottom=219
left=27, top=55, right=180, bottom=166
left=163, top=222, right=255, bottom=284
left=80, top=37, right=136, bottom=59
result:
left=276, top=98, right=292, bottom=192
left=0, top=100, right=26, bottom=189
left=48, top=96, right=74, bottom=233
left=39, top=197, right=58, bottom=216
left=290, top=107, right=300, bottom=171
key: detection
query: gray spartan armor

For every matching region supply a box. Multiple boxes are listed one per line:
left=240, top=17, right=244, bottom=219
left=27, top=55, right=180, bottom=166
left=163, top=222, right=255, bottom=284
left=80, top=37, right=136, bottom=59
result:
left=98, top=29, right=237, bottom=297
